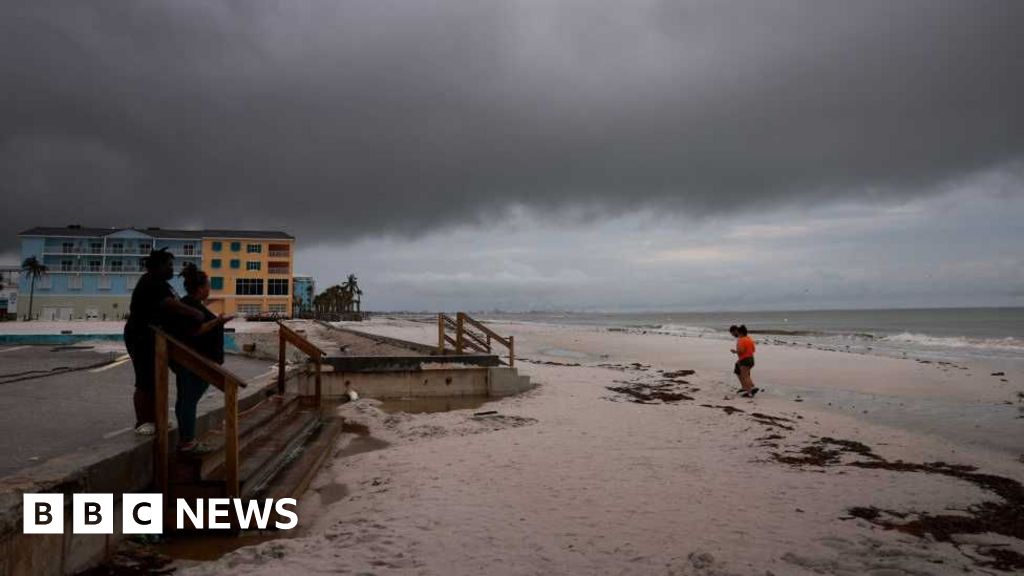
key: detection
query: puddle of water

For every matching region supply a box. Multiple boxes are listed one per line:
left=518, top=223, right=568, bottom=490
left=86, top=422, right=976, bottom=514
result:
left=154, top=530, right=291, bottom=562
left=337, top=435, right=390, bottom=458
left=538, top=347, right=592, bottom=360
left=377, top=395, right=492, bottom=414
left=770, top=383, right=1023, bottom=455
left=316, top=481, right=350, bottom=505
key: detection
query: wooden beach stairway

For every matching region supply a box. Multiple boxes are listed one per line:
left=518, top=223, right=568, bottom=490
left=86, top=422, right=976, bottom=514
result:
left=437, top=312, right=515, bottom=366
left=152, top=323, right=342, bottom=527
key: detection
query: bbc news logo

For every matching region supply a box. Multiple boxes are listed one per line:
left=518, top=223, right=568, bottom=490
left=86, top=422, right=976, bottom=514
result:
left=23, top=494, right=298, bottom=534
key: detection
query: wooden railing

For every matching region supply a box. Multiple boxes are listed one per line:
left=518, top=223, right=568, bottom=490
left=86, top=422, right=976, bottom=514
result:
left=277, top=320, right=326, bottom=407
left=153, top=327, right=249, bottom=500
left=437, top=312, right=514, bottom=367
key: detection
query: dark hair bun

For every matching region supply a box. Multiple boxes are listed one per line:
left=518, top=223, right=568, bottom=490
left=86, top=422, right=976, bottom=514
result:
left=179, top=262, right=207, bottom=294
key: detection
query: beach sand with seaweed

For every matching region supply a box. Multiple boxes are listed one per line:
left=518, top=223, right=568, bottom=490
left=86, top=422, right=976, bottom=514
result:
left=183, top=317, right=1024, bottom=575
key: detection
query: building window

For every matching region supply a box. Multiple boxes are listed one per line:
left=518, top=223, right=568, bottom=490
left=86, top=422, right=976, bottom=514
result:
left=62, top=241, right=74, bottom=253
left=39, top=275, right=52, bottom=290
left=137, top=259, right=146, bottom=272
left=268, top=279, right=289, bottom=295
left=268, top=263, right=289, bottom=275
left=212, top=241, right=222, bottom=252
left=237, top=303, right=262, bottom=315
left=89, top=242, right=103, bottom=254
left=246, top=261, right=261, bottom=271
left=109, top=260, right=123, bottom=272
left=183, top=243, right=195, bottom=256
left=139, top=242, right=152, bottom=254
left=211, top=259, right=222, bottom=269
left=246, top=243, right=262, bottom=254
left=268, top=304, right=287, bottom=314
left=210, top=277, right=224, bottom=290
left=110, top=242, right=123, bottom=254
left=230, top=259, right=240, bottom=269
left=126, top=276, right=137, bottom=290
left=69, top=275, right=83, bottom=290
left=61, top=260, right=74, bottom=272
left=98, top=276, right=111, bottom=290
left=235, top=278, right=264, bottom=295
left=88, top=260, right=101, bottom=272
left=231, top=242, right=241, bottom=252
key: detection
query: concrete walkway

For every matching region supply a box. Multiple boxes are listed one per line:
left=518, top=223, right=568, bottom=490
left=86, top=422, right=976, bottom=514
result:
left=0, top=344, right=279, bottom=478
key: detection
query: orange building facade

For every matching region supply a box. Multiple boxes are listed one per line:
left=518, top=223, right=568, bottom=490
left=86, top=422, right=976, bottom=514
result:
left=200, top=232, right=294, bottom=317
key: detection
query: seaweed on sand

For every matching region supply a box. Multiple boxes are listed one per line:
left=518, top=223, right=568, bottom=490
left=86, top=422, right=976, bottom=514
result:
left=606, top=381, right=693, bottom=404
left=777, top=437, right=1024, bottom=572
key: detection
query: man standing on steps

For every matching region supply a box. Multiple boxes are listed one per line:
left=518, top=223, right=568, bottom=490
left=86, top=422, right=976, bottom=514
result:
left=124, top=248, right=204, bottom=435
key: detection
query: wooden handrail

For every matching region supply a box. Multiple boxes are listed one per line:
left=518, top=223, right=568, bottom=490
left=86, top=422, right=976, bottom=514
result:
left=276, top=320, right=326, bottom=408
left=437, top=312, right=515, bottom=366
left=156, top=328, right=249, bottom=392
left=152, top=325, right=245, bottom=508
left=458, top=313, right=511, bottom=348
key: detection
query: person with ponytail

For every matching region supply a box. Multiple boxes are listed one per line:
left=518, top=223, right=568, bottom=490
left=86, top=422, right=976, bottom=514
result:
left=170, top=262, right=234, bottom=453
left=124, top=248, right=205, bottom=435
left=731, top=324, right=759, bottom=398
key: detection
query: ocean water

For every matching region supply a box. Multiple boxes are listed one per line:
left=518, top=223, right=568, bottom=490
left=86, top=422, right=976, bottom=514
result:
left=483, top=308, right=1024, bottom=361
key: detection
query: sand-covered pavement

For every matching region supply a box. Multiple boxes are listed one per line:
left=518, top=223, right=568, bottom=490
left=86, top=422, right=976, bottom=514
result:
left=184, top=317, right=1024, bottom=575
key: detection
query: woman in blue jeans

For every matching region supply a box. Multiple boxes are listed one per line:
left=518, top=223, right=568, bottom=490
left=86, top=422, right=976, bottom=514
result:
left=172, top=263, right=233, bottom=453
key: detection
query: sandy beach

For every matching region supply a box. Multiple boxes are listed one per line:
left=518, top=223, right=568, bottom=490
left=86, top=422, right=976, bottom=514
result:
left=168, top=317, right=1023, bottom=575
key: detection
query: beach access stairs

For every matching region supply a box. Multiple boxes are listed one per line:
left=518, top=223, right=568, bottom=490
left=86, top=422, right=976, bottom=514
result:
left=152, top=321, right=340, bottom=526
left=437, top=312, right=515, bottom=366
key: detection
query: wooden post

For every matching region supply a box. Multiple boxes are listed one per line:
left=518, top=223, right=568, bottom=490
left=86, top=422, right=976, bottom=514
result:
left=486, top=334, right=491, bottom=353
left=437, top=314, right=445, bottom=354
left=224, top=379, right=240, bottom=499
left=154, top=332, right=169, bottom=502
left=508, top=335, right=515, bottom=367
left=456, top=313, right=464, bottom=354
left=314, top=356, right=323, bottom=409
left=277, top=329, right=286, bottom=395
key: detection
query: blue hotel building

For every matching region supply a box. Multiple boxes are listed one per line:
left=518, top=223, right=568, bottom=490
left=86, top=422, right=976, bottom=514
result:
left=17, top=225, right=295, bottom=321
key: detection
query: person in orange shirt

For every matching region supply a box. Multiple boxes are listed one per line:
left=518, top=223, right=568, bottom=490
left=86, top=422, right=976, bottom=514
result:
left=730, top=324, right=759, bottom=398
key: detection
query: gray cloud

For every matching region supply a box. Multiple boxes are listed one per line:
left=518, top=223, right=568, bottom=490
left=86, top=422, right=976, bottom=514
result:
left=2, top=0, right=1022, bottom=251
left=294, top=179, right=1024, bottom=311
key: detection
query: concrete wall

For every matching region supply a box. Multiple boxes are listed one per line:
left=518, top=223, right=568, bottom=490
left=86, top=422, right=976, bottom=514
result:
left=16, top=294, right=130, bottom=321
left=293, top=365, right=533, bottom=400
left=0, top=375, right=288, bottom=576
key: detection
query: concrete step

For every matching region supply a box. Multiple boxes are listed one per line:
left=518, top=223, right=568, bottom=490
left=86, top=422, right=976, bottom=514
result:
left=256, top=416, right=344, bottom=505
left=171, top=394, right=301, bottom=483
left=201, top=407, right=321, bottom=498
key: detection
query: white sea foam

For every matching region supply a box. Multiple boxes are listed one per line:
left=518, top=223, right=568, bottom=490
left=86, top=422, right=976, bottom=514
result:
left=880, top=332, right=1023, bottom=352
left=652, top=323, right=721, bottom=338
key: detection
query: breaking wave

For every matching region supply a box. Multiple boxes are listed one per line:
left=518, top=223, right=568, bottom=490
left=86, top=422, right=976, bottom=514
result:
left=879, top=332, right=1024, bottom=352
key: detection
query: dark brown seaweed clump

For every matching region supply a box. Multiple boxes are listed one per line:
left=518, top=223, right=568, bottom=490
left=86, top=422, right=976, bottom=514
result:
left=778, top=437, right=1024, bottom=572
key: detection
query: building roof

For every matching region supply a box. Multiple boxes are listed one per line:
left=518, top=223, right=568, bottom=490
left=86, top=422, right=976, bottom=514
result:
left=18, top=226, right=293, bottom=240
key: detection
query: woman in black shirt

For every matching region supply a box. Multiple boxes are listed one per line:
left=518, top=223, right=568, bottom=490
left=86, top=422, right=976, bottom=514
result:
left=172, top=263, right=233, bottom=452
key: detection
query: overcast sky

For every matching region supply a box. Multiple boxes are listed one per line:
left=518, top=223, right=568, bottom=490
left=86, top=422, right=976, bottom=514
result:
left=2, top=1, right=1022, bottom=311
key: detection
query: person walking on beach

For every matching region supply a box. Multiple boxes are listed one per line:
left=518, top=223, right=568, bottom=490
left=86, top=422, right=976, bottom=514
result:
left=169, top=263, right=233, bottom=452
left=124, top=248, right=204, bottom=435
left=731, top=324, right=759, bottom=398
left=729, top=325, right=742, bottom=389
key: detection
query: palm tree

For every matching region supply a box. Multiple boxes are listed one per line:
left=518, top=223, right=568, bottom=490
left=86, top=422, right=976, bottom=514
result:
left=21, top=257, right=48, bottom=321
left=341, top=274, right=361, bottom=312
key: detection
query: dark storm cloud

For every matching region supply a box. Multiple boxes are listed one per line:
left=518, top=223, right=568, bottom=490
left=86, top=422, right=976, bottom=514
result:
left=1, top=0, right=1022, bottom=250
